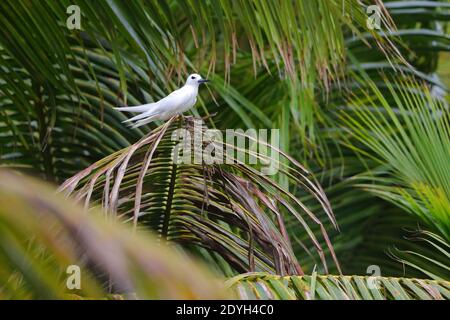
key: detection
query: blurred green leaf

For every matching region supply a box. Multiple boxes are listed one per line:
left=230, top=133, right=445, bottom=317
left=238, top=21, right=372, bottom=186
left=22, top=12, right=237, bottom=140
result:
left=0, top=169, right=229, bottom=299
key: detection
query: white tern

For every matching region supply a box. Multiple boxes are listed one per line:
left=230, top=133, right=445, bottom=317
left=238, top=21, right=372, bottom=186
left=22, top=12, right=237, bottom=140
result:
left=114, top=73, right=208, bottom=128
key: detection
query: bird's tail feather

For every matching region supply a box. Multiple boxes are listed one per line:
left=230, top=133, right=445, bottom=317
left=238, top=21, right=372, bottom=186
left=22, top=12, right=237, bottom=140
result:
left=114, top=102, right=155, bottom=113
left=130, top=115, right=161, bottom=129
left=123, top=109, right=161, bottom=123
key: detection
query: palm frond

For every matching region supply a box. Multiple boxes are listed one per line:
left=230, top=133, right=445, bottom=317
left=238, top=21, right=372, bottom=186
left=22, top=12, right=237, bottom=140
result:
left=390, top=230, right=450, bottom=281
left=227, top=272, right=450, bottom=300
left=341, top=75, right=450, bottom=241
left=59, top=116, right=340, bottom=275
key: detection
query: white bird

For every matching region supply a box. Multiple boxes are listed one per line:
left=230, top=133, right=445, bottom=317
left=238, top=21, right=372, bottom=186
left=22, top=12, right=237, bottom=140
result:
left=114, top=73, right=208, bottom=128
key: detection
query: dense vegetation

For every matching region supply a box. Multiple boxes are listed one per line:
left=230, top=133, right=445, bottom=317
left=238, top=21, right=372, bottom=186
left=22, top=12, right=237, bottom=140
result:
left=0, top=0, right=449, bottom=299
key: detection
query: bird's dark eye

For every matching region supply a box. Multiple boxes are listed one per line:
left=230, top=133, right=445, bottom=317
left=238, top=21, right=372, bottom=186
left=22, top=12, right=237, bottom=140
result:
left=191, top=76, right=196, bottom=79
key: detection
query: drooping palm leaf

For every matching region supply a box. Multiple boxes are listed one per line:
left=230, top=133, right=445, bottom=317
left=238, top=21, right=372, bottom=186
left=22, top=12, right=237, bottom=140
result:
left=59, top=116, right=340, bottom=275
left=0, top=0, right=404, bottom=182
left=75, top=0, right=401, bottom=86
left=390, top=230, right=450, bottom=281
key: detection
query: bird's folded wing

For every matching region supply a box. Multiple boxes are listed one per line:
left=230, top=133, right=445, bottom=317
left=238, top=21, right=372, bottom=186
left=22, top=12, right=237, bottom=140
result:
left=130, top=114, right=162, bottom=129
left=165, top=87, right=184, bottom=98
left=123, top=107, right=161, bottom=123
left=114, top=102, right=156, bottom=113
left=114, top=87, right=183, bottom=113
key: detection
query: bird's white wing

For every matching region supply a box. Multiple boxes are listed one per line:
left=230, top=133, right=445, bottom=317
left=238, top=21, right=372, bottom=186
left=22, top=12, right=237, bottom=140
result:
left=114, top=102, right=156, bottom=113
left=115, top=87, right=184, bottom=113
left=130, top=114, right=162, bottom=128
left=114, top=86, right=193, bottom=127
left=122, top=89, right=185, bottom=123
left=122, top=107, right=161, bottom=123
left=114, top=87, right=180, bottom=113
left=165, top=86, right=187, bottom=98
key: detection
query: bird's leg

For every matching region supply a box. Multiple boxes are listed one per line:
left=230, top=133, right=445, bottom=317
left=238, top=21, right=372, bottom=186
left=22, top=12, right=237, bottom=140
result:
left=180, top=114, right=191, bottom=130
left=181, top=114, right=194, bottom=121
left=181, top=114, right=197, bottom=130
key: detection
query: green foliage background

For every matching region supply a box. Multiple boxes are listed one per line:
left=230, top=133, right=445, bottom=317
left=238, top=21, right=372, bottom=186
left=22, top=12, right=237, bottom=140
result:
left=0, top=0, right=449, bottom=299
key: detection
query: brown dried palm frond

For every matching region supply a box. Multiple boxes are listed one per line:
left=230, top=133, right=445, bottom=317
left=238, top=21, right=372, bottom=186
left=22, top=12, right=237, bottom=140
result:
left=60, top=116, right=340, bottom=275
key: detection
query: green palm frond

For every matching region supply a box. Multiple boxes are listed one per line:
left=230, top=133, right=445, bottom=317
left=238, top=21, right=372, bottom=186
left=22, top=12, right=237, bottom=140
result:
left=0, top=0, right=448, bottom=299
left=74, top=0, right=399, bottom=86
left=282, top=0, right=449, bottom=275
left=0, top=0, right=405, bottom=182
left=390, top=230, right=450, bottom=281
left=227, top=272, right=450, bottom=300
left=341, top=75, right=450, bottom=241
left=0, top=39, right=145, bottom=182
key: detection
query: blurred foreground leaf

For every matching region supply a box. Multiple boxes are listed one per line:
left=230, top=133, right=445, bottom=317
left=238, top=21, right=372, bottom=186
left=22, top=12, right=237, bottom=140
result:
left=0, top=169, right=229, bottom=299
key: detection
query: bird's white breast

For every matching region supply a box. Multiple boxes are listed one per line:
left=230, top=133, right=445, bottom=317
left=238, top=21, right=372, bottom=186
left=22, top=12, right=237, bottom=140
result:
left=177, top=86, right=198, bottom=111
left=155, top=85, right=198, bottom=120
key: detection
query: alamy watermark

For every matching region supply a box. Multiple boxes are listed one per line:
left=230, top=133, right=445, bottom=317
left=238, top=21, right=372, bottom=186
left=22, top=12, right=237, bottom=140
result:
left=366, top=5, right=382, bottom=30
left=66, top=264, right=81, bottom=290
left=171, top=119, right=280, bottom=175
left=66, top=5, right=81, bottom=30
left=366, top=265, right=381, bottom=289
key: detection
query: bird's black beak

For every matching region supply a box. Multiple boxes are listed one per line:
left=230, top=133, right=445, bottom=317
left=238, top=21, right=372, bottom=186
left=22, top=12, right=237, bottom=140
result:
left=198, top=79, right=209, bottom=84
